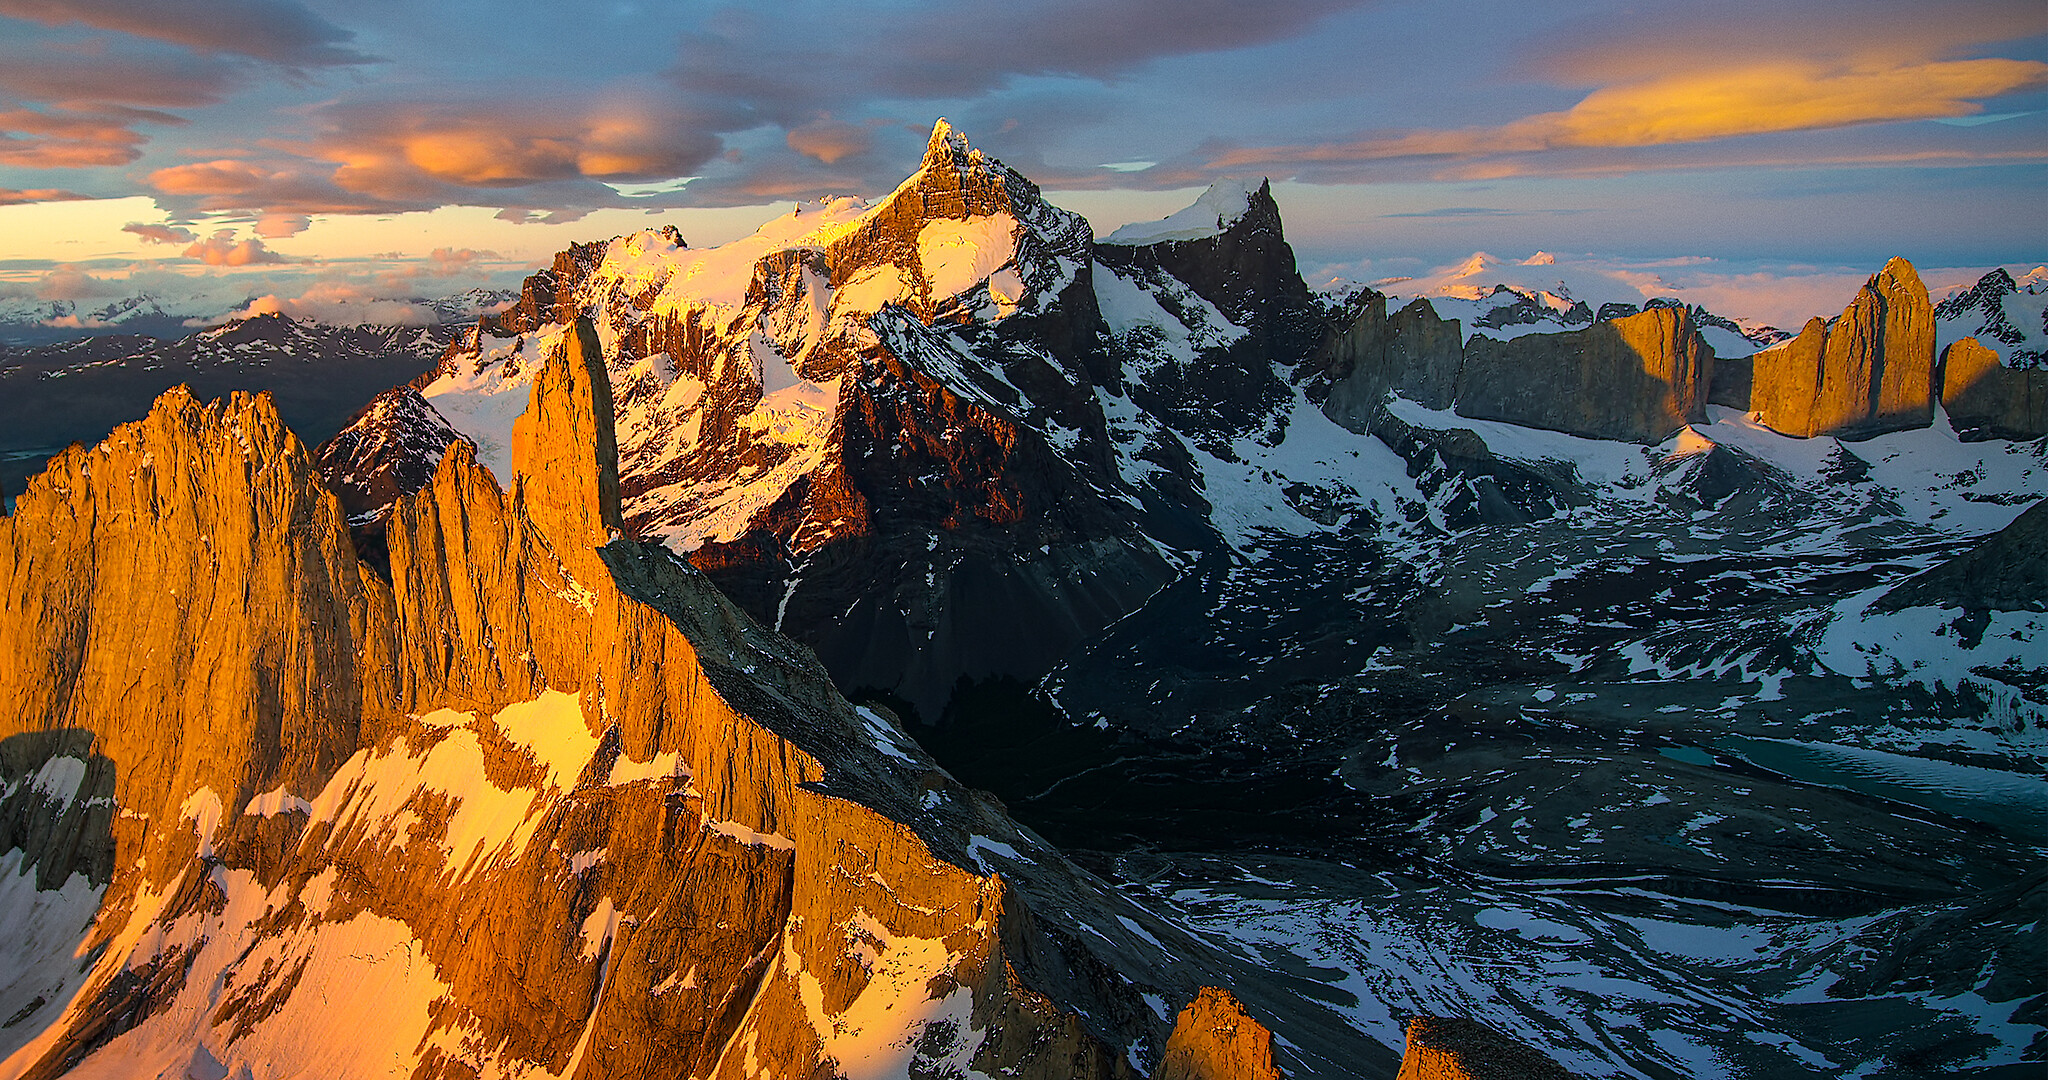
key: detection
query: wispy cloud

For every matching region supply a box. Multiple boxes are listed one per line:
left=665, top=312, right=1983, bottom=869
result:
left=122, top=221, right=195, bottom=243
left=0, top=185, right=90, bottom=204
left=0, top=0, right=378, bottom=65
left=1211, top=58, right=2048, bottom=173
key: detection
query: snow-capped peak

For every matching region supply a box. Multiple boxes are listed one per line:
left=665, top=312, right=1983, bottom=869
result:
left=1101, top=178, right=1265, bottom=246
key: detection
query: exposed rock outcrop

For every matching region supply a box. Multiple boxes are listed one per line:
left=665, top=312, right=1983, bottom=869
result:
left=1875, top=497, right=2048, bottom=613
left=0, top=322, right=1287, bottom=1078
left=1319, top=293, right=1462, bottom=431
left=1456, top=307, right=1713, bottom=444
left=1394, top=1017, right=1575, bottom=1080
left=1940, top=336, right=2048, bottom=441
left=1155, top=987, right=1285, bottom=1080
left=1095, top=180, right=1315, bottom=438
left=324, top=124, right=1380, bottom=721
left=1744, top=258, right=1935, bottom=439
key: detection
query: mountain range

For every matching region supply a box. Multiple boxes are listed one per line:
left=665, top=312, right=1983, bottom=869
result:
left=1, top=120, right=2043, bottom=1079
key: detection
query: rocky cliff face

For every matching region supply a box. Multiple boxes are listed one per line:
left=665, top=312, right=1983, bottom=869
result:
left=1318, top=294, right=1463, bottom=431
left=1941, top=336, right=2048, bottom=441
left=1094, top=180, right=1313, bottom=440
left=1392, top=1018, right=1574, bottom=1080
left=1875, top=496, right=2048, bottom=613
left=1456, top=307, right=1712, bottom=444
left=318, top=124, right=1370, bottom=720
left=0, top=326, right=1289, bottom=1079
left=1311, top=297, right=1713, bottom=446
left=1739, top=258, right=1935, bottom=439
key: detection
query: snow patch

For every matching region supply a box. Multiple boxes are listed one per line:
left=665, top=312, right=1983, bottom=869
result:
left=1103, top=179, right=1260, bottom=245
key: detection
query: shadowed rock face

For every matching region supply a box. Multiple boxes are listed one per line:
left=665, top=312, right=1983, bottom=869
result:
left=1456, top=307, right=1712, bottom=444
left=1094, top=180, right=1312, bottom=438
left=1941, top=336, right=2048, bottom=441
left=1746, top=258, right=1935, bottom=439
left=1313, top=298, right=1713, bottom=446
left=0, top=317, right=1285, bottom=1079
left=1876, top=497, right=2048, bottom=613
left=1320, top=295, right=1463, bottom=431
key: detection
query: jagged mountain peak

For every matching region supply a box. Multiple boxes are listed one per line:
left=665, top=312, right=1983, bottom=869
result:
left=923, top=115, right=974, bottom=166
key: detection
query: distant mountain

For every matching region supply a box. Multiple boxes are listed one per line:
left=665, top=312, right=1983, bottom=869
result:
left=0, top=293, right=221, bottom=346
left=0, top=287, right=518, bottom=347
left=1936, top=266, right=2048, bottom=368
left=0, top=313, right=452, bottom=503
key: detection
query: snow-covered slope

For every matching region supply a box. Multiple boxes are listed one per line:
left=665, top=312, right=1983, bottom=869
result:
left=1936, top=266, right=2048, bottom=367
left=372, top=126, right=1341, bottom=718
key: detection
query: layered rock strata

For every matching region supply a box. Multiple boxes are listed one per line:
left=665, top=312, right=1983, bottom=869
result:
left=0, top=319, right=1285, bottom=1078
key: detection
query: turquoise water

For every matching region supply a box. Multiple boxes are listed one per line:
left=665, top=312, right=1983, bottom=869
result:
left=1715, top=735, right=2048, bottom=844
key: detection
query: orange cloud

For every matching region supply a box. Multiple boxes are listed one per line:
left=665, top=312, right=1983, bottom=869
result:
left=1212, top=57, right=2048, bottom=169
left=148, top=157, right=406, bottom=213
left=0, top=105, right=156, bottom=167
left=0, top=186, right=92, bottom=204
left=311, top=95, right=722, bottom=203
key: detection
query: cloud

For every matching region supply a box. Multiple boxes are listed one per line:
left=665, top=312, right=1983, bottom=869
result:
left=786, top=118, right=876, bottom=165
left=252, top=212, right=308, bottom=237
left=0, top=103, right=174, bottom=166
left=1380, top=207, right=1519, bottom=218
left=0, top=0, right=378, bottom=65
left=1529, top=0, right=2048, bottom=83
left=427, top=247, right=498, bottom=269
left=491, top=207, right=594, bottom=226
left=312, top=93, right=725, bottom=196
left=148, top=157, right=419, bottom=214
left=0, top=40, right=232, bottom=108
left=204, top=279, right=489, bottom=326
left=0, top=186, right=91, bottom=204
left=181, top=228, right=285, bottom=265
left=31, top=266, right=128, bottom=299
left=1211, top=58, right=2048, bottom=172
left=122, top=222, right=197, bottom=243
left=671, top=0, right=1369, bottom=124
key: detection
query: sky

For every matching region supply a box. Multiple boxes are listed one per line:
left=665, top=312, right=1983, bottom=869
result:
left=0, top=0, right=2044, bottom=329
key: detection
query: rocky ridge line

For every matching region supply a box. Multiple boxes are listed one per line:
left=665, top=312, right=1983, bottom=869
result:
left=0, top=317, right=1292, bottom=1079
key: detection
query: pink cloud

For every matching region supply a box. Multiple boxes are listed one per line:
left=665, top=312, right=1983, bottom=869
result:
left=181, top=228, right=286, bottom=265
left=0, top=186, right=92, bottom=204
left=253, top=212, right=310, bottom=237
